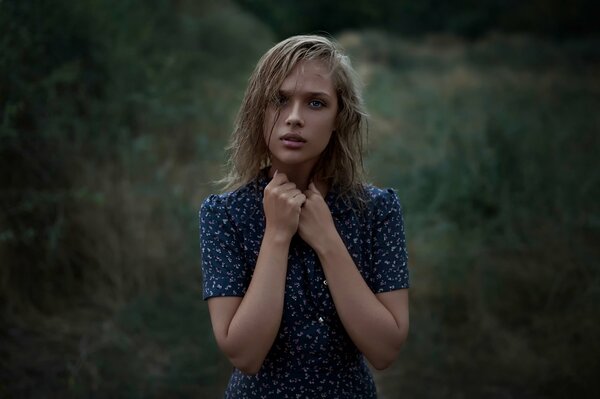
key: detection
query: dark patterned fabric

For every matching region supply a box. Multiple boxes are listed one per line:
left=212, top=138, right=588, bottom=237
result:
left=200, top=169, right=409, bottom=398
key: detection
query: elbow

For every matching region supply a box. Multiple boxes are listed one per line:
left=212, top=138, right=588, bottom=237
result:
left=369, top=346, right=401, bottom=371
left=216, top=335, right=265, bottom=376
left=222, top=343, right=264, bottom=375
left=370, top=328, right=409, bottom=371
left=372, top=361, right=393, bottom=371
left=371, top=358, right=395, bottom=371
left=231, top=357, right=263, bottom=376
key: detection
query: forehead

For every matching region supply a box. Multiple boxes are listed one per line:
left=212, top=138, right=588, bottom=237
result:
left=279, top=59, right=336, bottom=94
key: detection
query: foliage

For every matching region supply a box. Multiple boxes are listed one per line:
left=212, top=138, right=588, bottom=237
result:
left=348, top=30, right=600, bottom=397
left=1, top=0, right=598, bottom=397
left=0, top=0, right=271, bottom=311
left=234, top=0, right=599, bottom=39
left=0, top=0, right=272, bottom=397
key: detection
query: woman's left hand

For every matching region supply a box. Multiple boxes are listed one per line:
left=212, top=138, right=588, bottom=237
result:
left=298, top=182, right=338, bottom=252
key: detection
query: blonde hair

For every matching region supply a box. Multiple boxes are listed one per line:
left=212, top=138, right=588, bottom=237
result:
left=221, top=34, right=368, bottom=201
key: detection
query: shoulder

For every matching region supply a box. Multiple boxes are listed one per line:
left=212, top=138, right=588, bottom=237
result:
left=200, top=181, right=261, bottom=222
left=362, top=184, right=403, bottom=215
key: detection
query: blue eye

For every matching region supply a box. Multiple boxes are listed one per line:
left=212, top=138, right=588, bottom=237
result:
left=309, top=100, right=325, bottom=108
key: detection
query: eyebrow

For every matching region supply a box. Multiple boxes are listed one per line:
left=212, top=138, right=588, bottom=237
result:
left=278, top=89, right=333, bottom=99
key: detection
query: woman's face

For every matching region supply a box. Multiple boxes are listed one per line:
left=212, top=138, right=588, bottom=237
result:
left=264, top=59, right=338, bottom=171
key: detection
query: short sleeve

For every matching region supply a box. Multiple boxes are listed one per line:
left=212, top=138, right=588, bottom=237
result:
left=369, top=188, right=410, bottom=293
left=199, top=194, right=249, bottom=300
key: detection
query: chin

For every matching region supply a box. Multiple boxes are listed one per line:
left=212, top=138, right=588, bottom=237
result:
left=271, top=154, right=319, bottom=168
left=271, top=149, right=312, bottom=163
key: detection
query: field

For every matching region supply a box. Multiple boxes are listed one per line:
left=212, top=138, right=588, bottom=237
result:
left=1, top=1, right=599, bottom=397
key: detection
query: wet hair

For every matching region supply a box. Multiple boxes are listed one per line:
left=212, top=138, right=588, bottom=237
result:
left=221, top=34, right=368, bottom=201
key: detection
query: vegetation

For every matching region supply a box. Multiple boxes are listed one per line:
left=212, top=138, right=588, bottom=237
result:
left=1, top=0, right=598, bottom=397
left=1, top=0, right=272, bottom=396
left=234, top=0, right=599, bottom=39
left=348, top=31, right=600, bottom=397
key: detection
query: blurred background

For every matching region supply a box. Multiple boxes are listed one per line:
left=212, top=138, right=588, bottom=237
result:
left=1, top=0, right=598, bottom=397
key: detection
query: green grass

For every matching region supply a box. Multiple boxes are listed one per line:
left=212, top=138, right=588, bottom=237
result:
left=68, top=280, right=229, bottom=398
left=1, top=3, right=599, bottom=397
left=349, top=30, right=600, bottom=398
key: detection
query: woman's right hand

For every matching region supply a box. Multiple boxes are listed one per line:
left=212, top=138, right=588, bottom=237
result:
left=263, top=171, right=306, bottom=241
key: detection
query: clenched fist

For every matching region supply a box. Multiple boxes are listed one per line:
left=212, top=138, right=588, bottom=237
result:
left=298, top=182, right=337, bottom=253
left=263, top=171, right=307, bottom=242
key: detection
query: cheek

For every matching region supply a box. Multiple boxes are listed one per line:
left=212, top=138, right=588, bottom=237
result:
left=317, top=113, right=337, bottom=139
left=314, top=127, right=334, bottom=151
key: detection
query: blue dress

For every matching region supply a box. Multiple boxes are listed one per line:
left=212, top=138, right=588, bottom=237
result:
left=200, top=170, right=410, bottom=398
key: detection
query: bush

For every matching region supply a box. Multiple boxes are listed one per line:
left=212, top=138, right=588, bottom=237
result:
left=0, top=0, right=272, bottom=396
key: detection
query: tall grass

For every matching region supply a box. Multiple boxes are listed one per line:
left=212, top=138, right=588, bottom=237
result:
left=1, top=0, right=272, bottom=397
left=1, top=2, right=598, bottom=396
left=342, top=31, right=600, bottom=397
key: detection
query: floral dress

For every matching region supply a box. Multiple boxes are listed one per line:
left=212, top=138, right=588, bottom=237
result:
left=200, top=170, right=410, bottom=398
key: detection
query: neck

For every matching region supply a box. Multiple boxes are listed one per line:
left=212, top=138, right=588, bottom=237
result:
left=267, top=162, right=328, bottom=196
left=267, top=164, right=311, bottom=191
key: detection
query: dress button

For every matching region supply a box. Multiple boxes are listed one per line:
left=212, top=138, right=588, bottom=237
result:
left=318, top=316, right=324, bottom=323
left=323, top=279, right=328, bottom=286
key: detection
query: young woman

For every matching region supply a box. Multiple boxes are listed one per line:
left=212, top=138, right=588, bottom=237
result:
left=200, top=35, right=410, bottom=398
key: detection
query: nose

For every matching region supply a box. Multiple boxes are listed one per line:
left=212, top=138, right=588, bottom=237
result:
left=285, top=100, right=304, bottom=128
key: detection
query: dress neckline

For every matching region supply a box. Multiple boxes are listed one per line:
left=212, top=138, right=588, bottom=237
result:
left=253, top=167, right=353, bottom=216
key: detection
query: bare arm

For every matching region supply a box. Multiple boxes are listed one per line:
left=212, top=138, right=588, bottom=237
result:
left=315, top=234, right=409, bottom=370
left=298, top=183, right=409, bottom=370
left=207, top=232, right=290, bottom=375
left=206, top=172, right=305, bottom=375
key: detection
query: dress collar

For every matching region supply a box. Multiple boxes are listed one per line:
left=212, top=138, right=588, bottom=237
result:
left=253, top=168, right=353, bottom=216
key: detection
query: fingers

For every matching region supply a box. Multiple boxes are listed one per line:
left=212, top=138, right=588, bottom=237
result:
left=278, top=182, right=298, bottom=193
left=266, top=174, right=320, bottom=205
left=290, top=192, right=307, bottom=207
left=264, top=172, right=303, bottom=207
left=270, top=170, right=288, bottom=185
left=266, top=171, right=294, bottom=194
left=281, top=186, right=305, bottom=209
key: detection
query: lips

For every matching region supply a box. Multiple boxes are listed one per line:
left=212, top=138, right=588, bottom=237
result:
left=280, top=133, right=306, bottom=149
left=280, top=133, right=306, bottom=143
